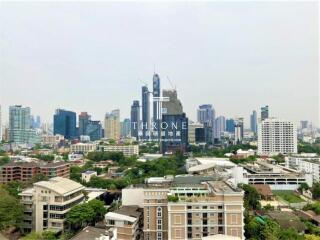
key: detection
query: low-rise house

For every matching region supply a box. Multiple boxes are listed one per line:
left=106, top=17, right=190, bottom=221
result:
left=70, top=226, right=115, bottom=240
left=265, top=211, right=305, bottom=233
left=82, top=171, right=97, bottom=183
left=253, top=184, right=274, bottom=201
left=105, top=206, right=143, bottom=240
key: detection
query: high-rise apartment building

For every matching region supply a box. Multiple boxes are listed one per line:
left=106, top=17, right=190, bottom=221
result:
left=234, top=118, right=244, bottom=144
left=9, top=105, right=39, bottom=144
left=131, top=101, right=140, bottom=140
left=258, top=119, right=297, bottom=155
left=104, top=109, right=120, bottom=140
left=120, top=118, right=131, bottom=138
left=161, top=89, right=188, bottom=153
left=214, top=116, right=226, bottom=140
left=19, top=177, right=84, bottom=233
left=79, top=112, right=91, bottom=136
left=122, top=176, right=244, bottom=240
left=250, top=110, right=257, bottom=135
left=260, top=105, right=269, bottom=121
left=142, top=85, right=150, bottom=139
left=188, top=122, right=203, bottom=144
left=226, top=119, right=235, bottom=133
left=53, top=109, right=77, bottom=140
left=197, top=105, right=215, bottom=143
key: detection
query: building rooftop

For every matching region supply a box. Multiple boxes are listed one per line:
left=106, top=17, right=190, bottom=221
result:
left=266, top=211, right=305, bottom=233
left=34, top=177, right=84, bottom=196
left=70, top=226, right=110, bottom=240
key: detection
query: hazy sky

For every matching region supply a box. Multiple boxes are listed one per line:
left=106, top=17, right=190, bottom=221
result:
left=0, top=1, right=318, bottom=128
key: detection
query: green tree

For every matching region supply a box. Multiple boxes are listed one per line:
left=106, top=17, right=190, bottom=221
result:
left=0, top=188, right=24, bottom=230
left=87, top=199, right=107, bottom=220
left=312, top=182, right=320, bottom=199
left=0, top=156, right=10, bottom=166
left=66, top=203, right=95, bottom=229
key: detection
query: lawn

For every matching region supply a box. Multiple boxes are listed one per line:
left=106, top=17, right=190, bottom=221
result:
left=273, top=190, right=305, bottom=203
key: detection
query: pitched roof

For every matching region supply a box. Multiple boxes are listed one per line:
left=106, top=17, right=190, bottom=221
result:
left=253, top=184, right=273, bottom=197
left=34, top=177, right=84, bottom=196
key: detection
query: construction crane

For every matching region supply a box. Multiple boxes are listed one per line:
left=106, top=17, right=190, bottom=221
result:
left=167, top=76, right=176, bottom=90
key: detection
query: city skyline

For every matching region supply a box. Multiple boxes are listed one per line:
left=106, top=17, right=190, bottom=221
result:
left=0, top=2, right=318, bottom=127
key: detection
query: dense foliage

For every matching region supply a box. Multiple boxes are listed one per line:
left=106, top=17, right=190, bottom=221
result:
left=0, top=188, right=24, bottom=230
left=66, top=200, right=106, bottom=231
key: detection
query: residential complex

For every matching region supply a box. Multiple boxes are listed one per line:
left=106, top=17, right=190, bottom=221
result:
left=101, top=144, right=139, bottom=157
left=70, top=142, right=97, bottom=154
left=105, top=205, right=143, bottom=240
left=258, top=118, right=297, bottom=155
left=104, top=109, right=121, bottom=140
left=285, top=153, right=320, bottom=182
left=121, top=176, right=245, bottom=240
left=19, top=177, right=85, bottom=233
left=0, top=161, right=70, bottom=183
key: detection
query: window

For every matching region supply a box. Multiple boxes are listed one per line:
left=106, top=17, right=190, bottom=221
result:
left=157, top=207, right=162, bottom=218
left=157, top=232, right=162, bottom=240
left=157, top=219, right=162, bottom=230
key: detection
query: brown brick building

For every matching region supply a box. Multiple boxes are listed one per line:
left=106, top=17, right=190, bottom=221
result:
left=0, top=161, right=70, bottom=183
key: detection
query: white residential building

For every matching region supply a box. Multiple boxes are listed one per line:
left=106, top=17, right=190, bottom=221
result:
left=19, top=177, right=85, bottom=233
left=70, top=142, right=97, bottom=154
left=102, top=145, right=139, bottom=157
left=258, top=119, right=297, bottom=155
left=285, top=154, right=320, bottom=182
left=81, top=170, right=97, bottom=183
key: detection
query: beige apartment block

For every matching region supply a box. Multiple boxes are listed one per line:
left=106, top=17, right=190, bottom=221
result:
left=19, top=177, right=85, bottom=233
left=122, top=176, right=244, bottom=240
left=105, top=206, right=143, bottom=240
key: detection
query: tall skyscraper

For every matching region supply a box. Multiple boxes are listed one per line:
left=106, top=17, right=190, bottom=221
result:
left=104, top=109, right=120, bottom=140
left=226, top=119, right=235, bottom=133
left=258, top=119, right=297, bottom=155
left=121, top=118, right=131, bottom=138
left=234, top=117, right=244, bottom=144
left=130, top=100, right=140, bottom=140
left=261, top=105, right=269, bottom=121
left=152, top=73, right=160, bottom=122
left=162, top=89, right=183, bottom=115
left=53, top=109, right=77, bottom=140
left=79, top=112, right=91, bottom=136
left=9, top=105, right=39, bottom=144
left=300, top=120, right=309, bottom=130
left=161, top=89, right=188, bottom=153
left=214, top=116, right=226, bottom=140
left=250, top=110, right=257, bottom=135
left=197, top=104, right=215, bottom=142
left=86, top=120, right=102, bottom=141
left=142, top=85, right=150, bottom=139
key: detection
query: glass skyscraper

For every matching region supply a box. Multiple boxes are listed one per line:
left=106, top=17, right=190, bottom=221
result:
left=152, top=73, right=160, bottom=121
left=130, top=100, right=140, bottom=140
left=53, top=109, right=77, bottom=140
left=250, top=110, right=257, bottom=135
left=142, top=85, right=150, bottom=139
left=9, top=105, right=39, bottom=144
